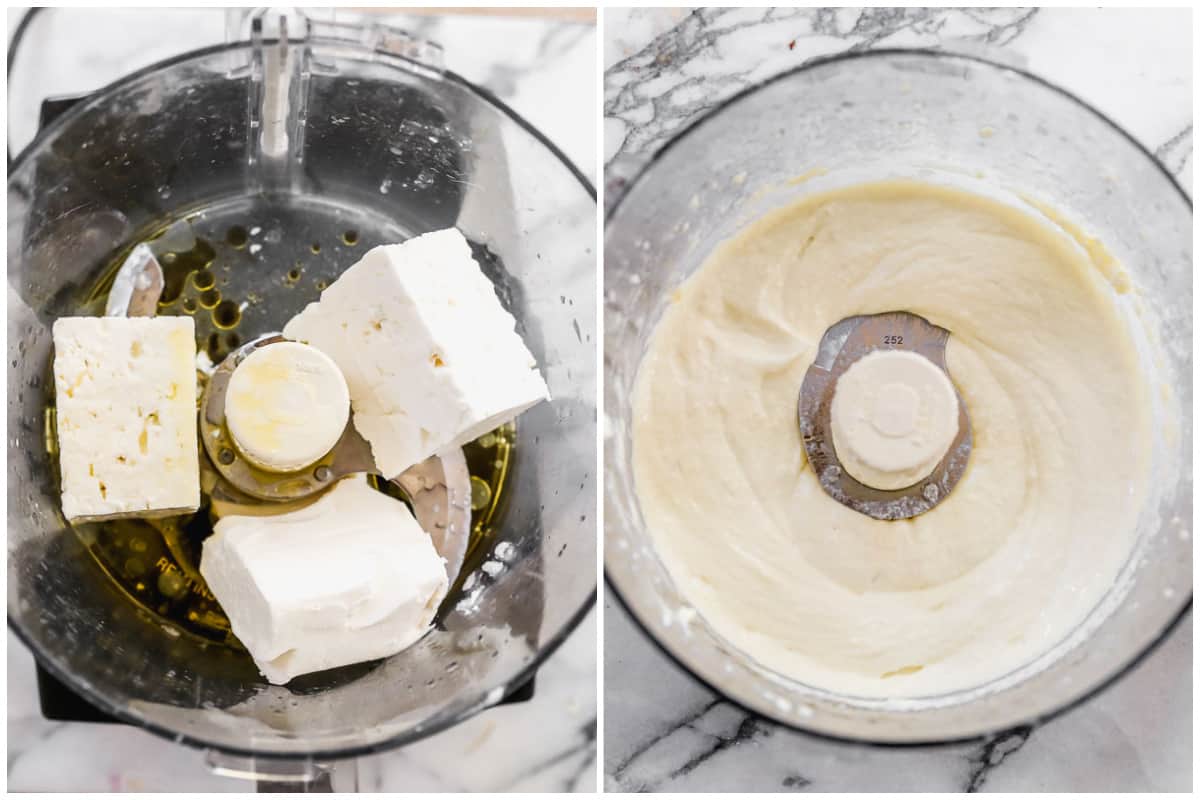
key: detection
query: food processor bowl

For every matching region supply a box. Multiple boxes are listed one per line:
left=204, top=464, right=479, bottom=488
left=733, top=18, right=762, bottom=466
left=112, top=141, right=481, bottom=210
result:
left=8, top=15, right=595, bottom=761
left=604, top=50, right=1190, bottom=743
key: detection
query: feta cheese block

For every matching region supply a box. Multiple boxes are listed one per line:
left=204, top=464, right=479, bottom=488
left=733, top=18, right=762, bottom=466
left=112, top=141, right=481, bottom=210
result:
left=199, top=477, right=448, bottom=684
left=283, top=228, right=550, bottom=479
left=52, top=316, right=200, bottom=522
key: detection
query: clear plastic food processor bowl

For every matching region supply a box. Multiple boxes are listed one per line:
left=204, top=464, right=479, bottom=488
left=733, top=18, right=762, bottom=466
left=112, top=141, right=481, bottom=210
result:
left=604, top=50, right=1191, bottom=743
left=7, top=14, right=596, bottom=764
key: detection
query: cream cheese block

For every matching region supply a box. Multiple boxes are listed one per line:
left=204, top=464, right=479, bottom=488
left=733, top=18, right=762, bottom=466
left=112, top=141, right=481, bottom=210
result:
left=52, top=316, right=200, bottom=522
left=283, top=228, right=550, bottom=479
left=199, top=477, right=448, bottom=684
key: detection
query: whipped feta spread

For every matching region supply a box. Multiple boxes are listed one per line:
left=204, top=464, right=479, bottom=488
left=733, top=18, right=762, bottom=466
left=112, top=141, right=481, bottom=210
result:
left=53, top=316, right=200, bottom=521
left=632, top=180, right=1151, bottom=697
left=284, top=228, right=549, bottom=478
left=200, top=477, right=448, bottom=684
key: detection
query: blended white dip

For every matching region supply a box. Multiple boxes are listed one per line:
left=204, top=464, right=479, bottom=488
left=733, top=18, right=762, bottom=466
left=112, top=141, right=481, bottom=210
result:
left=632, top=180, right=1150, bottom=698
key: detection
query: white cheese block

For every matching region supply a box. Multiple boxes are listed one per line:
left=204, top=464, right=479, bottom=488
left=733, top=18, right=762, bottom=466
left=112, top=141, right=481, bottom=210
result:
left=199, top=477, right=448, bottom=684
left=224, top=341, right=350, bottom=472
left=52, top=316, right=200, bottom=522
left=283, top=228, right=550, bottom=479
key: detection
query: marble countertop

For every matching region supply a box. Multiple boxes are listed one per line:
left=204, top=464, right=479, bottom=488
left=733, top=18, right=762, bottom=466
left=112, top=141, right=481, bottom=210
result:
left=6, top=7, right=596, bottom=793
left=603, top=6, right=1192, bottom=793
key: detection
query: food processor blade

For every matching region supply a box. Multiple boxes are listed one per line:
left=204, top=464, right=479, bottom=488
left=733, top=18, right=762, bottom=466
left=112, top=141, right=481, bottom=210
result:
left=198, top=334, right=473, bottom=579
left=103, top=243, right=164, bottom=317
left=798, top=310, right=973, bottom=520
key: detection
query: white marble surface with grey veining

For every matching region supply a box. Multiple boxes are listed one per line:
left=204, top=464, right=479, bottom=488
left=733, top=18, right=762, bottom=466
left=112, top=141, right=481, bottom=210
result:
left=6, top=7, right=596, bottom=793
left=605, top=7, right=1192, bottom=204
left=603, top=6, right=1192, bottom=793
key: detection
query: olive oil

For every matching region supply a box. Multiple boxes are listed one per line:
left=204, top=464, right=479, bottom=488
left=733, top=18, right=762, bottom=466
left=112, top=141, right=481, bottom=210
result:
left=192, top=268, right=216, bottom=290
left=225, top=225, right=249, bottom=249
left=53, top=215, right=517, bottom=650
left=160, top=238, right=216, bottom=306
left=212, top=299, right=241, bottom=328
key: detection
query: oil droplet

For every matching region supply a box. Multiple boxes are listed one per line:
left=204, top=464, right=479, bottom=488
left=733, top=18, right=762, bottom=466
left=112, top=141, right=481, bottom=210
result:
left=470, top=476, right=492, bottom=510
left=285, top=268, right=301, bottom=285
left=342, top=230, right=359, bottom=246
left=181, top=297, right=197, bottom=314
left=315, top=279, right=328, bottom=291
left=213, top=299, right=241, bottom=329
left=226, top=226, right=249, bottom=249
left=199, top=289, right=221, bottom=309
left=157, top=571, right=186, bottom=599
left=206, top=331, right=224, bottom=362
left=192, top=268, right=215, bottom=290
left=158, top=238, right=216, bottom=305
left=310, top=242, right=321, bottom=254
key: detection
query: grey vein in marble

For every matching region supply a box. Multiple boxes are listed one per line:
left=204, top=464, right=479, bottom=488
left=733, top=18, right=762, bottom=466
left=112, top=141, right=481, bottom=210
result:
left=1155, top=123, right=1194, bottom=178
left=605, top=7, right=1040, bottom=176
left=486, top=23, right=594, bottom=99
left=963, top=727, right=1034, bottom=793
left=502, top=715, right=597, bottom=793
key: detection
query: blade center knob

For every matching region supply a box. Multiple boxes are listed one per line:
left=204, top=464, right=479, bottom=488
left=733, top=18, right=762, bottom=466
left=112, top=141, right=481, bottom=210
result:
left=830, top=349, right=961, bottom=491
left=225, top=340, right=350, bottom=473
left=871, top=381, right=920, bottom=437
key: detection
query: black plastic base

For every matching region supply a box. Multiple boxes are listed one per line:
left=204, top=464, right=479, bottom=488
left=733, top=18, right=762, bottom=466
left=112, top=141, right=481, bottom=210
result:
left=37, top=664, right=120, bottom=724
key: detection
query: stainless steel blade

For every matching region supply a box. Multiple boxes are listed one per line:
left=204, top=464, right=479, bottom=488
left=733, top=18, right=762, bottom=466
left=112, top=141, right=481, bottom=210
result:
left=798, top=311, right=972, bottom=520
left=104, top=243, right=165, bottom=318
left=198, top=334, right=472, bottom=571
